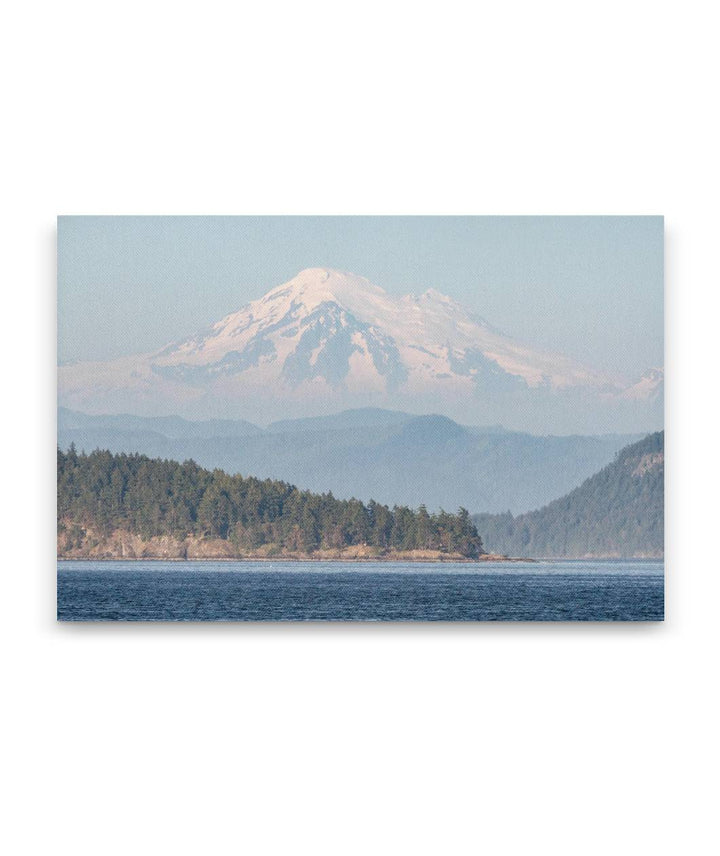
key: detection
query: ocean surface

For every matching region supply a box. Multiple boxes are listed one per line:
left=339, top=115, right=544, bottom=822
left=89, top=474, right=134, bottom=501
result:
left=57, top=559, right=664, bottom=621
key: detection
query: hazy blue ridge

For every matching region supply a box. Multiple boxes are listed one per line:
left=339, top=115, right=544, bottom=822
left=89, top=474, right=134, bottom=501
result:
left=58, top=407, right=638, bottom=515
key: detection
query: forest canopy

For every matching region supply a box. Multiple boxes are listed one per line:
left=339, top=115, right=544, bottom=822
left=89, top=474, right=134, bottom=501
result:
left=57, top=446, right=484, bottom=558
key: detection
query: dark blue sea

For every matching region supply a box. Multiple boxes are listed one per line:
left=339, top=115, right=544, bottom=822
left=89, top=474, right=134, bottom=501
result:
left=57, top=559, right=664, bottom=621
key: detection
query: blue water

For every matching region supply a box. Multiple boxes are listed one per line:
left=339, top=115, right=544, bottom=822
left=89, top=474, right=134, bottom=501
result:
left=57, top=559, right=664, bottom=621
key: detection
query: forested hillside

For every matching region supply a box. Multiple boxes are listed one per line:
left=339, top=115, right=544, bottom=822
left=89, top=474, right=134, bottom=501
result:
left=57, top=447, right=484, bottom=559
left=473, top=432, right=664, bottom=558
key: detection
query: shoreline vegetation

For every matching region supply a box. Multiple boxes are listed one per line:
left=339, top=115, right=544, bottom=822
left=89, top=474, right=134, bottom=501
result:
left=58, top=447, right=490, bottom=562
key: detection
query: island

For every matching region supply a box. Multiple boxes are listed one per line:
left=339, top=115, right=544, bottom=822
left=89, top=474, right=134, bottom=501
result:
left=58, top=447, right=521, bottom=562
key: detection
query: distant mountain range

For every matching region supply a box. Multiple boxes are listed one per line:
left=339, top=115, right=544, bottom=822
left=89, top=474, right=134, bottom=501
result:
left=58, top=407, right=639, bottom=515
left=473, top=432, right=664, bottom=558
left=58, top=267, right=663, bottom=434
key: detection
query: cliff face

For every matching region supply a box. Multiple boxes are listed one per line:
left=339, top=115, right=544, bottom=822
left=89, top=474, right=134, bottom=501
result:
left=58, top=523, right=234, bottom=560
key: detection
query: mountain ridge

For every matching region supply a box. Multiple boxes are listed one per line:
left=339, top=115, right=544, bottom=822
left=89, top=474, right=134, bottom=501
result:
left=58, top=407, right=640, bottom=515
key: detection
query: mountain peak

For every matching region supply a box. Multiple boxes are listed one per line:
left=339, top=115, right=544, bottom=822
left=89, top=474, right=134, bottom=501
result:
left=286, top=267, right=338, bottom=288
left=281, top=267, right=383, bottom=293
left=58, top=267, right=662, bottom=432
left=258, top=267, right=390, bottom=314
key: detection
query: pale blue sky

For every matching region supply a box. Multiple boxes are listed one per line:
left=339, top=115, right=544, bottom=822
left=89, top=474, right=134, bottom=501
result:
left=58, top=216, right=663, bottom=378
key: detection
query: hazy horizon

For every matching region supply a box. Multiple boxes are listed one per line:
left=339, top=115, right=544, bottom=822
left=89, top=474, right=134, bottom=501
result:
left=59, top=402, right=651, bottom=439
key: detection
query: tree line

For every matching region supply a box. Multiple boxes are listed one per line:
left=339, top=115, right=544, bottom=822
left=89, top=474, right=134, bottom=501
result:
left=58, top=446, right=484, bottom=557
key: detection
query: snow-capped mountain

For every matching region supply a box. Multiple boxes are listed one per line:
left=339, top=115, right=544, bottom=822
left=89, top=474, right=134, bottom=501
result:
left=58, top=268, right=663, bottom=432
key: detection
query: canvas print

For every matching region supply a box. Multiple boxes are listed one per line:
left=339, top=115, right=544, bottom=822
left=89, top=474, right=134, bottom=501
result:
left=57, top=216, right=664, bottom=620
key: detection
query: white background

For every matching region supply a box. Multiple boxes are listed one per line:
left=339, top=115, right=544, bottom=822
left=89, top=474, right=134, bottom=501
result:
left=3, top=1, right=718, bottom=854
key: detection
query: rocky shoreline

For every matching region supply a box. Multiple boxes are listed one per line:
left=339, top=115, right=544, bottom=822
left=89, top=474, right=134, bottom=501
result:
left=57, top=527, right=532, bottom=563
left=57, top=550, right=534, bottom=563
left=58, top=554, right=533, bottom=563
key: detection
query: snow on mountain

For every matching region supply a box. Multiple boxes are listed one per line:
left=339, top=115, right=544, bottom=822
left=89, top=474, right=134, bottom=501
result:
left=621, top=367, right=664, bottom=401
left=150, top=267, right=616, bottom=391
left=58, top=268, right=661, bottom=430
